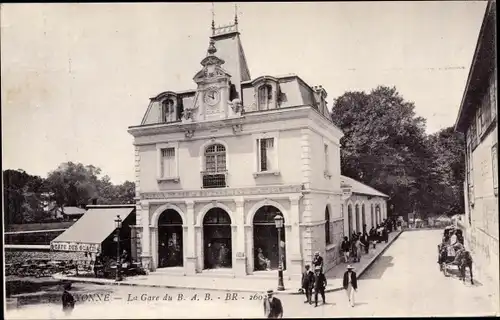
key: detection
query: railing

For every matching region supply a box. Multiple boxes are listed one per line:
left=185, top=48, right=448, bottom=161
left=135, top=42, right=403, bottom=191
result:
left=201, top=170, right=228, bottom=188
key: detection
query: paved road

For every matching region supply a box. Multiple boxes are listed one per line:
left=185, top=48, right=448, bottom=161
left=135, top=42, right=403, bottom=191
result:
left=6, top=230, right=498, bottom=319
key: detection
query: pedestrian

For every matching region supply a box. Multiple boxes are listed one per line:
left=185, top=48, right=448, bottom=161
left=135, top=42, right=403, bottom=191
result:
left=313, top=266, right=327, bottom=307
left=354, top=237, right=364, bottom=262
left=341, top=237, right=350, bottom=263
left=301, top=265, right=314, bottom=304
left=263, top=289, right=283, bottom=318
left=343, top=265, right=358, bottom=307
left=312, top=251, right=324, bottom=273
left=62, top=282, right=75, bottom=315
left=382, top=227, right=388, bottom=243
left=361, top=232, right=369, bottom=254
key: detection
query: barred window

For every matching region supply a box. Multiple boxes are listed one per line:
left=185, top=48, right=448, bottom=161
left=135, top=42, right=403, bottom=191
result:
left=325, top=208, right=331, bottom=245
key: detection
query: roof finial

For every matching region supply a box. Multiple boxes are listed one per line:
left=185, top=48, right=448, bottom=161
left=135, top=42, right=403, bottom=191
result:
left=211, top=2, right=215, bottom=34
left=234, top=3, right=238, bottom=25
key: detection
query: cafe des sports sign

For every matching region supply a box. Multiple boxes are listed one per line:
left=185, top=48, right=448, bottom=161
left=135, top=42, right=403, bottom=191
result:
left=50, top=241, right=100, bottom=253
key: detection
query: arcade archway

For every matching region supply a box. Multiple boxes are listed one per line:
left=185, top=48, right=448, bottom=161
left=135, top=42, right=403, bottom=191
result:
left=158, top=209, right=183, bottom=268
left=203, top=208, right=232, bottom=269
left=253, top=206, right=286, bottom=271
left=347, top=204, right=353, bottom=238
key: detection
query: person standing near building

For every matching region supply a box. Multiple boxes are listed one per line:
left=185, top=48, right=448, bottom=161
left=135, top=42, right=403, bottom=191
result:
left=312, top=251, right=324, bottom=273
left=301, top=264, right=314, bottom=304
left=263, top=289, right=283, bottom=318
left=313, top=266, right=327, bottom=307
left=341, top=237, right=350, bottom=263
left=354, top=237, right=364, bottom=262
left=343, top=265, right=358, bottom=307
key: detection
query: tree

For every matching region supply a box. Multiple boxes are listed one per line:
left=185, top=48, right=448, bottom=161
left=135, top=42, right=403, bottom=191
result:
left=45, top=162, right=101, bottom=208
left=3, top=169, right=46, bottom=224
left=331, top=86, right=432, bottom=218
left=426, top=127, right=465, bottom=216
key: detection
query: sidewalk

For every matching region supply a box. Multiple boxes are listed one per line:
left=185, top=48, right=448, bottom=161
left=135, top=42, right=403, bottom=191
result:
left=53, top=230, right=403, bottom=295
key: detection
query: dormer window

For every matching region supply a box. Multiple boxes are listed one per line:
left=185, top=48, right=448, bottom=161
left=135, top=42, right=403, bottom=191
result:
left=162, top=99, right=175, bottom=123
left=258, top=84, right=273, bottom=110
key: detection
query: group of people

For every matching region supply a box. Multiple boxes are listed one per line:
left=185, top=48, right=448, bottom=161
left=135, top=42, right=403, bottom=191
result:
left=340, top=220, right=395, bottom=264
left=299, top=251, right=327, bottom=307
left=437, top=226, right=465, bottom=265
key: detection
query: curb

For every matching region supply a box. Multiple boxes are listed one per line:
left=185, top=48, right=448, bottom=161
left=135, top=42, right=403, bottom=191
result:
left=54, top=231, right=404, bottom=296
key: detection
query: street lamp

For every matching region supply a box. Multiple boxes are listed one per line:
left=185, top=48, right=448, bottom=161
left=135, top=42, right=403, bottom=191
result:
left=115, top=215, right=122, bottom=282
left=274, top=214, right=285, bottom=291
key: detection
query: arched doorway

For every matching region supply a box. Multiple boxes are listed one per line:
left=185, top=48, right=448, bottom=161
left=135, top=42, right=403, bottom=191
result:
left=355, top=204, right=360, bottom=233
left=347, top=205, right=353, bottom=237
left=203, top=207, right=232, bottom=269
left=371, top=204, right=374, bottom=228
left=253, top=206, right=286, bottom=271
left=362, top=204, right=366, bottom=234
left=325, top=207, right=331, bottom=245
left=376, top=205, right=381, bottom=225
left=158, top=209, right=183, bottom=268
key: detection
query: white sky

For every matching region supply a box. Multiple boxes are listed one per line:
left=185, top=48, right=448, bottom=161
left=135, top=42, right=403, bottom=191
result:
left=1, top=2, right=488, bottom=184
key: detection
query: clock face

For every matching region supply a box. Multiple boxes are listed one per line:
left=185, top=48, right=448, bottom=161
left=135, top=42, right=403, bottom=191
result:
left=204, top=88, right=220, bottom=106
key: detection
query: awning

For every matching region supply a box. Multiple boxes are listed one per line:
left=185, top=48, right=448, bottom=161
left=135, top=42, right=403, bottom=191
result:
left=50, top=207, right=134, bottom=253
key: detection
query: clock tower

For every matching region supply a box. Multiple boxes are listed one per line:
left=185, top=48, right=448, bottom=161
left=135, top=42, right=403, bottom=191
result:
left=187, top=38, right=241, bottom=122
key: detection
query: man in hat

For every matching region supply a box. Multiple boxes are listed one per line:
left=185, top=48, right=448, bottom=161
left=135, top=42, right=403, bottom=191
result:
left=301, top=264, right=314, bottom=304
left=263, top=289, right=283, bottom=318
left=313, top=265, right=327, bottom=307
left=343, top=265, right=358, bottom=307
left=312, top=251, right=324, bottom=273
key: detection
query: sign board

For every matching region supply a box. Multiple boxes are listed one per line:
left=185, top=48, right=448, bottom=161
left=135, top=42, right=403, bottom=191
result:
left=341, top=184, right=352, bottom=201
left=50, top=241, right=100, bottom=253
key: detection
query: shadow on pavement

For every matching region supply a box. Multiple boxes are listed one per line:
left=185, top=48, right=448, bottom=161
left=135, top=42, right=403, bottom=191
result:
left=360, top=256, right=394, bottom=279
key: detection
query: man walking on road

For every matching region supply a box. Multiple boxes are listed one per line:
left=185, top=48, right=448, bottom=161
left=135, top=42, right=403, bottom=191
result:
left=343, top=265, right=358, bottom=307
left=301, top=264, right=314, bottom=304
left=313, top=266, right=327, bottom=307
left=341, top=237, right=350, bottom=263
left=263, top=289, right=283, bottom=318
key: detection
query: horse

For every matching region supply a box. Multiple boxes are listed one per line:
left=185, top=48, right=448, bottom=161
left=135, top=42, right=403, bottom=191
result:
left=440, top=246, right=474, bottom=285
left=456, top=249, right=474, bottom=285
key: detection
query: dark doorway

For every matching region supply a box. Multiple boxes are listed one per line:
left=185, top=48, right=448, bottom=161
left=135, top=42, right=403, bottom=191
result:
left=158, top=209, right=183, bottom=268
left=203, top=208, right=232, bottom=269
left=253, top=206, right=286, bottom=271
left=348, top=205, right=353, bottom=237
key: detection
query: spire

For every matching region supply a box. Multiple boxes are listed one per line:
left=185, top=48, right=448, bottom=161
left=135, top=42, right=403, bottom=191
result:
left=211, top=2, right=215, bottom=35
left=234, top=3, right=238, bottom=25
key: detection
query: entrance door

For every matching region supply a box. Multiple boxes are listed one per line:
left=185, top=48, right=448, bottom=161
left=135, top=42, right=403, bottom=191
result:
left=253, top=206, right=286, bottom=271
left=158, top=209, right=183, bottom=268
left=203, top=208, right=232, bottom=269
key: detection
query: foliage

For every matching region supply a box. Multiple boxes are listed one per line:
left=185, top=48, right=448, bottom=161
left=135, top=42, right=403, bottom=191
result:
left=3, top=163, right=135, bottom=225
left=3, top=169, right=46, bottom=224
left=331, top=86, right=465, bottom=218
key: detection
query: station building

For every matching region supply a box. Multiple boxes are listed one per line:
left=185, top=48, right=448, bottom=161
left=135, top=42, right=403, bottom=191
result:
left=128, top=18, right=388, bottom=280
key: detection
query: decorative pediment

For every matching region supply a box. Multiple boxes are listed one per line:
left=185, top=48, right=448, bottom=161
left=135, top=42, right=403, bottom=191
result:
left=193, top=66, right=231, bottom=83
left=151, top=91, right=178, bottom=101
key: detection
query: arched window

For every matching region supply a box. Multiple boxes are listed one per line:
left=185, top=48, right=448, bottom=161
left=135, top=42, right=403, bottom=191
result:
left=325, top=207, right=331, bottom=245
left=205, top=144, right=226, bottom=173
left=162, top=99, right=175, bottom=123
left=202, top=144, right=227, bottom=188
left=258, top=84, right=273, bottom=110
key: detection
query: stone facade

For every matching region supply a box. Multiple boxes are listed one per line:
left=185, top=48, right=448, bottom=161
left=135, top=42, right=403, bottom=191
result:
left=454, top=2, right=498, bottom=300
